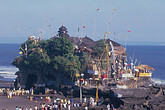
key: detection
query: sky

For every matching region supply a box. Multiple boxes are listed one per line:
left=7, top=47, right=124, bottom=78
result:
left=0, top=0, right=165, bottom=45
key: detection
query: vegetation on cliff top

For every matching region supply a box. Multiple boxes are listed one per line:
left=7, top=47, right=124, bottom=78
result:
left=12, top=37, right=81, bottom=89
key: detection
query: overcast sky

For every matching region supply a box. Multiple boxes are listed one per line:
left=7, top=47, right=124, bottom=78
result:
left=0, top=0, right=165, bottom=45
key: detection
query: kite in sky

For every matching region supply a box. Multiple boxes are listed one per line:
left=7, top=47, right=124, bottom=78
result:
left=113, top=9, right=118, bottom=11
left=128, top=30, right=131, bottom=32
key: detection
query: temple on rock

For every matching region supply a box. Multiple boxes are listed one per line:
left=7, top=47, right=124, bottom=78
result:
left=15, top=25, right=129, bottom=89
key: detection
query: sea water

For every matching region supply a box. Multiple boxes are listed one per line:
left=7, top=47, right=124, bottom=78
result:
left=126, top=45, right=165, bottom=85
left=0, top=43, right=165, bottom=84
left=0, top=43, right=19, bottom=81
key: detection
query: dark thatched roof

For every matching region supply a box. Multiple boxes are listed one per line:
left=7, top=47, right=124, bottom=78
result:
left=68, top=36, right=122, bottom=51
left=95, top=39, right=121, bottom=47
left=58, top=25, right=68, bottom=32
left=106, top=39, right=121, bottom=46
left=68, top=36, right=96, bottom=48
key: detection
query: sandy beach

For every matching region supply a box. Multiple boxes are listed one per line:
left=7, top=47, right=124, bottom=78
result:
left=0, top=93, right=68, bottom=110
left=0, top=94, right=107, bottom=110
left=0, top=95, right=41, bottom=109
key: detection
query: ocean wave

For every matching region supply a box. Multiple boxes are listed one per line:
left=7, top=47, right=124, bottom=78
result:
left=152, top=78, right=165, bottom=85
left=0, top=75, right=17, bottom=79
left=0, top=66, right=18, bottom=80
left=0, top=66, right=18, bottom=71
left=0, top=72, right=17, bottom=78
left=0, top=71, right=17, bottom=74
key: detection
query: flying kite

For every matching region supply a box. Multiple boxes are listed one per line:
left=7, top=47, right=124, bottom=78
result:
left=113, top=9, right=118, bottom=11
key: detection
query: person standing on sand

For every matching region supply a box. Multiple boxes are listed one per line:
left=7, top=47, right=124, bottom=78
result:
left=18, top=107, right=22, bottom=110
left=15, top=106, right=19, bottom=110
left=111, top=104, right=114, bottom=110
left=34, top=105, right=38, bottom=110
left=70, top=99, right=73, bottom=106
left=133, top=104, right=137, bottom=110
left=63, top=101, right=67, bottom=108
left=29, top=106, right=32, bottom=110
left=107, top=104, right=110, bottom=110
left=68, top=104, right=71, bottom=110
left=54, top=104, right=58, bottom=110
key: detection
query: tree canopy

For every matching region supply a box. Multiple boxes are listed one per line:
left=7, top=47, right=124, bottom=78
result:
left=12, top=37, right=80, bottom=89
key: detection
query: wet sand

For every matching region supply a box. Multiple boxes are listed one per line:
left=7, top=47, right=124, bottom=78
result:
left=0, top=92, right=70, bottom=110
left=0, top=95, right=42, bottom=109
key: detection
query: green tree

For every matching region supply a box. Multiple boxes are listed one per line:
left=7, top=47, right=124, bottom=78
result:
left=12, top=37, right=80, bottom=90
left=46, top=37, right=74, bottom=58
left=79, top=52, right=90, bottom=75
left=50, top=55, right=80, bottom=89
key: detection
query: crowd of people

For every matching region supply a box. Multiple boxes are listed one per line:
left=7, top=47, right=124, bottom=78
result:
left=14, top=97, right=115, bottom=110
left=0, top=88, right=30, bottom=98
left=0, top=88, right=116, bottom=110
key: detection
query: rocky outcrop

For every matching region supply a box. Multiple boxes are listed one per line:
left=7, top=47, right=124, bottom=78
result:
left=117, top=85, right=165, bottom=110
left=67, top=84, right=165, bottom=110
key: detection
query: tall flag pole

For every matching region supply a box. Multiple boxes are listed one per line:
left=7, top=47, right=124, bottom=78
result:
left=74, top=27, right=80, bottom=46
left=93, top=8, right=100, bottom=41
left=125, top=30, right=131, bottom=50
left=106, top=9, right=118, bottom=34
left=81, top=8, right=87, bottom=38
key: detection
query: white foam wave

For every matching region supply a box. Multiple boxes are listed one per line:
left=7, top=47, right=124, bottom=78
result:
left=0, top=71, right=16, bottom=74
left=0, top=72, right=17, bottom=78
left=152, top=78, right=165, bottom=85
left=0, top=66, right=18, bottom=71
left=0, top=66, right=18, bottom=79
left=2, top=75, right=17, bottom=79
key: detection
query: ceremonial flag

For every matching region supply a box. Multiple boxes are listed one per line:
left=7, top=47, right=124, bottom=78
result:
left=128, top=30, right=131, bottom=32
left=25, top=44, right=27, bottom=51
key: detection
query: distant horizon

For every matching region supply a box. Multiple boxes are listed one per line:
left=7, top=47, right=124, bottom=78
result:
left=0, top=39, right=165, bottom=46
